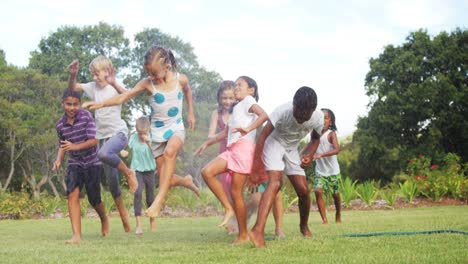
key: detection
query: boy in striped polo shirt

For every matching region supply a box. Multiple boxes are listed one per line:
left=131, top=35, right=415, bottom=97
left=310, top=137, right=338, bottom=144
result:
left=52, top=89, right=109, bottom=244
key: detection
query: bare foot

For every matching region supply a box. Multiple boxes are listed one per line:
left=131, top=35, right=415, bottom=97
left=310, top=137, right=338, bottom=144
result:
left=145, top=198, right=163, bottom=218
left=322, top=220, right=329, bottom=225
left=101, top=217, right=109, bottom=237
left=336, top=216, right=342, bottom=223
left=300, top=225, right=312, bottom=237
left=127, top=170, right=138, bottom=194
left=119, top=214, right=130, bottom=233
left=275, top=229, right=285, bottom=238
left=232, top=235, right=250, bottom=245
left=184, top=175, right=200, bottom=197
left=150, top=218, right=157, bottom=232
left=135, top=226, right=143, bottom=235
left=248, top=230, right=265, bottom=248
left=65, top=235, right=81, bottom=244
left=218, top=209, right=235, bottom=227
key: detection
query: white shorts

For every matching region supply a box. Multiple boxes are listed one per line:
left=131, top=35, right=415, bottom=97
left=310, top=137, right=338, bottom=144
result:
left=151, top=130, right=185, bottom=158
left=262, top=136, right=305, bottom=176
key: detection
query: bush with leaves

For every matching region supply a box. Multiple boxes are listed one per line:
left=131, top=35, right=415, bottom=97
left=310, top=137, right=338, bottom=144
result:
left=356, top=180, right=379, bottom=206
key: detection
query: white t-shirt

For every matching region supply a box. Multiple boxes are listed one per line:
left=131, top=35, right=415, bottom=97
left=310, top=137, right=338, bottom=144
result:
left=269, top=102, right=324, bottom=150
left=81, top=82, right=128, bottom=139
left=227, top=95, right=258, bottom=146
left=315, top=130, right=340, bottom=176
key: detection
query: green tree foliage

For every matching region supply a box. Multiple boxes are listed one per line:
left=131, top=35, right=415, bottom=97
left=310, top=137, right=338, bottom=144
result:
left=29, top=22, right=131, bottom=82
left=351, top=28, right=468, bottom=182
left=0, top=64, right=65, bottom=193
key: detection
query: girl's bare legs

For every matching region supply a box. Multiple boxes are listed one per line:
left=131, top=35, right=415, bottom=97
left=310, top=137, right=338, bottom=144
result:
left=314, top=188, right=328, bottom=224
left=146, top=136, right=184, bottom=218
left=66, top=187, right=81, bottom=244
left=169, top=174, right=199, bottom=196
left=150, top=217, right=156, bottom=232
left=114, top=195, right=131, bottom=232
left=273, top=191, right=285, bottom=237
left=231, top=172, right=249, bottom=244
left=201, top=157, right=234, bottom=226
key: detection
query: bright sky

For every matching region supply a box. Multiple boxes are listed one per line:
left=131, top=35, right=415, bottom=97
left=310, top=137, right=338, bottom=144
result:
left=1, top=0, right=466, bottom=136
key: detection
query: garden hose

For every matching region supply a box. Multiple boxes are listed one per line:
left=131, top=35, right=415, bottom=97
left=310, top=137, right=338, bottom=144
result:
left=341, top=229, right=468, bottom=237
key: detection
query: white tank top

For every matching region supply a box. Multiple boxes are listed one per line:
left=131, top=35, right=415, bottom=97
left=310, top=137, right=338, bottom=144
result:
left=148, top=73, right=184, bottom=142
left=315, top=130, right=340, bottom=176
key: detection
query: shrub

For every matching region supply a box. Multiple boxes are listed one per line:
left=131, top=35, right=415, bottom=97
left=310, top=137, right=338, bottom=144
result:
left=339, top=177, right=358, bottom=207
left=399, top=180, right=418, bottom=203
left=356, top=180, right=378, bottom=206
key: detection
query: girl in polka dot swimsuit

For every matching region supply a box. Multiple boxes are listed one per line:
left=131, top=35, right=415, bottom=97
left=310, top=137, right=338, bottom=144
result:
left=84, top=46, right=199, bottom=221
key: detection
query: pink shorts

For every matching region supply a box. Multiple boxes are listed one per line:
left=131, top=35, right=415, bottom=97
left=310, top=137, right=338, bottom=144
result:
left=218, top=138, right=255, bottom=175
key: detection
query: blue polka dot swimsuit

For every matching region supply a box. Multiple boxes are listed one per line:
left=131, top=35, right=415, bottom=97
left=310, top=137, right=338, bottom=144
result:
left=148, top=73, right=184, bottom=142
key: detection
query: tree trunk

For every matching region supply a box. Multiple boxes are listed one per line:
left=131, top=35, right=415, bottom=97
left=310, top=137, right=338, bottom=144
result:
left=1, top=131, right=25, bottom=192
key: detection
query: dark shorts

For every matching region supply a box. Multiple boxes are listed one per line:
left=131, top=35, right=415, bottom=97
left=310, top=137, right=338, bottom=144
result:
left=67, top=165, right=102, bottom=207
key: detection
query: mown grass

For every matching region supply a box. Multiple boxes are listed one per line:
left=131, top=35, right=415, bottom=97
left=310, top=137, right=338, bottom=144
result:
left=0, top=206, right=467, bottom=263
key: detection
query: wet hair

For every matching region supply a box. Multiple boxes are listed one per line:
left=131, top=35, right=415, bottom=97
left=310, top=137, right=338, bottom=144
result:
left=293, top=86, right=317, bottom=112
left=216, top=80, right=235, bottom=114
left=144, top=46, right=177, bottom=71
left=135, top=116, right=151, bottom=132
left=321, top=108, right=337, bottom=131
left=236, top=76, right=259, bottom=101
left=62, top=89, right=81, bottom=102
left=89, top=55, right=113, bottom=73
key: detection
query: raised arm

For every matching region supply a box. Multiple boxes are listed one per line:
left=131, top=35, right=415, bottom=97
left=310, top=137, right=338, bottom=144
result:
left=106, top=66, right=127, bottom=94
left=68, top=60, right=82, bottom=92
left=180, top=74, right=196, bottom=130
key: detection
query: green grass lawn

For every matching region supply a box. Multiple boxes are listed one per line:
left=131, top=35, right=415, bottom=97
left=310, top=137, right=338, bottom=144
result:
left=0, top=206, right=467, bottom=263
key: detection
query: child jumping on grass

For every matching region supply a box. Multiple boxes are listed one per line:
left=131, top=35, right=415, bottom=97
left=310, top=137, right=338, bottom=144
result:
left=52, top=89, right=109, bottom=244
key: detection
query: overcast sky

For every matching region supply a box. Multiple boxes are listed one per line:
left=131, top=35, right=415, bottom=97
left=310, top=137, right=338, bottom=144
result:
left=1, top=0, right=466, bottom=136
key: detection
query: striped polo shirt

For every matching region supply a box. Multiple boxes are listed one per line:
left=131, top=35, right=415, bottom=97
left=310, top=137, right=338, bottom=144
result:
left=55, top=109, right=101, bottom=168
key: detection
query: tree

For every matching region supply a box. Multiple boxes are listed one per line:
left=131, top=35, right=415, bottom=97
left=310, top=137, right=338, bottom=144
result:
left=352, top=28, right=467, bottom=182
left=29, top=22, right=131, bottom=82
left=0, top=65, right=65, bottom=194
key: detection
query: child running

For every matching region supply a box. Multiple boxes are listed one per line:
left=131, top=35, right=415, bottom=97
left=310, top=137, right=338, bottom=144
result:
left=249, top=86, right=324, bottom=248
left=313, top=108, right=342, bottom=224
left=128, top=116, right=157, bottom=234
left=83, top=46, right=199, bottom=219
left=52, top=89, right=109, bottom=244
left=68, top=56, right=137, bottom=232
left=194, top=76, right=268, bottom=244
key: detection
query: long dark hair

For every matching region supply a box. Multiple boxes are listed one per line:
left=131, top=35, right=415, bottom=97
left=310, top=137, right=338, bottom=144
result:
left=237, top=76, right=259, bottom=101
left=216, top=80, right=235, bottom=114
left=321, top=108, right=337, bottom=131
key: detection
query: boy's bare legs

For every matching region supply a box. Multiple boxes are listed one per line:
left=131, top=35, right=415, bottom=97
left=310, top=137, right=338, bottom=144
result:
left=231, top=173, right=249, bottom=244
left=249, top=171, right=283, bottom=248
left=135, top=216, right=143, bottom=235
left=66, top=187, right=81, bottom=244
left=115, top=195, right=131, bottom=232
left=333, top=192, right=342, bottom=223
left=150, top=217, right=156, bottom=232
left=314, top=188, right=328, bottom=224
left=94, top=201, right=109, bottom=236
left=288, top=175, right=312, bottom=237
left=117, top=161, right=137, bottom=194
left=273, top=191, right=285, bottom=237
left=146, top=137, right=183, bottom=217
left=201, top=157, right=234, bottom=226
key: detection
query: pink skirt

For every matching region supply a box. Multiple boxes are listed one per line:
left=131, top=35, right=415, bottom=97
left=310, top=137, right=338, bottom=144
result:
left=218, top=138, right=255, bottom=175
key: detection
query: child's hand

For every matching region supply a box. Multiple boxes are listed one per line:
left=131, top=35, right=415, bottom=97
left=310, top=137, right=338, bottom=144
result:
left=82, top=101, right=102, bottom=110
left=120, top=150, right=129, bottom=158
left=60, top=140, right=76, bottom=152
left=141, top=134, right=150, bottom=143
left=68, top=60, right=79, bottom=75
left=193, top=143, right=208, bottom=155
left=52, top=160, right=61, bottom=171
left=300, top=154, right=312, bottom=168
left=187, top=112, right=196, bottom=131
left=247, top=181, right=259, bottom=193
left=105, top=66, right=116, bottom=85
left=313, top=154, right=321, bottom=160
left=232, top=127, right=249, bottom=137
